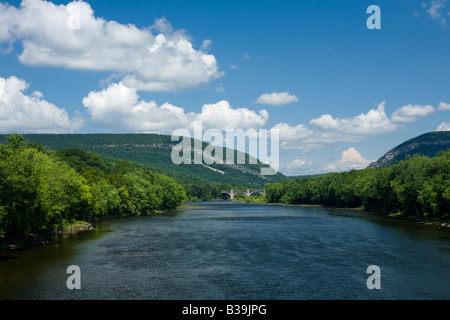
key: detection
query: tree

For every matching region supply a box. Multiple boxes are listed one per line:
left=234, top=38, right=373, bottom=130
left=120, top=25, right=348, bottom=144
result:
left=6, top=133, right=25, bottom=151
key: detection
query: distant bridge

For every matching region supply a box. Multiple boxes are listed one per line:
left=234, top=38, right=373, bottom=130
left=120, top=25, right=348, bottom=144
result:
left=221, top=189, right=265, bottom=200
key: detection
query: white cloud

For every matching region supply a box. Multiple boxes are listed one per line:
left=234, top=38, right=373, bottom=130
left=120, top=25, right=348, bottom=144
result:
left=270, top=101, right=401, bottom=151
left=200, top=39, right=212, bottom=51
left=436, top=122, right=450, bottom=131
left=82, top=82, right=268, bottom=133
left=255, top=92, right=299, bottom=106
left=196, top=100, right=269, bottom=130
left=428, top=1, right=446, bottom=18
left=215, top=84, right=226, bottom=93
left=0, top=3, right=18, bottom=43
left=438, top=102, right=450, bottom=110
left=322, top=148, right=375, bottom=173
left=271, top=122, right=311, bottom=141
left=273, top=101, right=438, bottom=150
left=282, top=159, right=311, bottom=170
left=423, top=0, right=449, bottom=26
left=83, top=82, right=192, bottom=132
left=310, top=101, right=398, bottom=138
left=0, top=0, right=223, bottom=92
left=0, top=76, right=83, bottom=133
left=391, top=104, right=434, bottom=123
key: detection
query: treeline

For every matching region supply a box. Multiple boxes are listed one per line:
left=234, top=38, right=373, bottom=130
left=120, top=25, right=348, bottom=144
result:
left=0, top=134, right=187, bottom=244
left=265, top=150, right=450, bottom=221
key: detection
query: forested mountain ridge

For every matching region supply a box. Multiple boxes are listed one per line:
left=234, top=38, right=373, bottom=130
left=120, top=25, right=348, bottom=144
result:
left=0, top=134, right=286, bottom=187
left=369, top=131, right=450, bottom=168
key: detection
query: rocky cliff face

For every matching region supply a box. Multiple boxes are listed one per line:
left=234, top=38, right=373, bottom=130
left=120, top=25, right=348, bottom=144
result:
left=369, top=131, right=450, bottom=168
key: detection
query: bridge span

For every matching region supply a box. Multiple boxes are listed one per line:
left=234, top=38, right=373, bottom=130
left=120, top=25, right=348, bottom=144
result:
left=221, top=189, right=265, bottom=200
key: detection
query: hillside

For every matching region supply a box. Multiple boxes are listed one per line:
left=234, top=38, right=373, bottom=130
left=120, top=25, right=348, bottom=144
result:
left=0, top=133, right=286, bottom=187
left=369, top=131, right=450, bottom=168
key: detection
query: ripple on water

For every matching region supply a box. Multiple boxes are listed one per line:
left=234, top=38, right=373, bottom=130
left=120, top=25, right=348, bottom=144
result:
left=1, top=202, right=450, bottom=300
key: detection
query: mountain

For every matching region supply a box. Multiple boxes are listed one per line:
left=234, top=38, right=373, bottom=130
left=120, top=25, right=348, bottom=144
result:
left=369, top=131, right=450, bottom=168
left=287, top=174, right=326, bottom=180
left=0, top=133, right=286, bottom=187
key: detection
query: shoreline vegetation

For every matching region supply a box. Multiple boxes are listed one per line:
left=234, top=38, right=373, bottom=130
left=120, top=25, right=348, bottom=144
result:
left=262, top=149, right=450, bottom=228
left=0, top=133, right=187, bottom=250
left=233, top=199, right=450, bottom=229
left=2, top=206, right=194, bottom=251
left=2, top=205, right=199, bottom=251
left=3, top=220, right=95, bottom=251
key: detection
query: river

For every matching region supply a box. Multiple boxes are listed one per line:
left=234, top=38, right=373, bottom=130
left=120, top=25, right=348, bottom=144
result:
left=0, top=201, right=449, bottom=300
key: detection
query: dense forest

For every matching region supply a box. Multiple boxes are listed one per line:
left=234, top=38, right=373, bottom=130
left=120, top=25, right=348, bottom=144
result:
left=0, top=134, right=287, bottom=187
left=0, top=134, right=187, bottom=244
left=265, top=149, right=450, bottom=222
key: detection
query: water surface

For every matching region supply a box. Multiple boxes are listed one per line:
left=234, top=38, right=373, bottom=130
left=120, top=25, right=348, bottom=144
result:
left=1, top=201, right=449, bottom=299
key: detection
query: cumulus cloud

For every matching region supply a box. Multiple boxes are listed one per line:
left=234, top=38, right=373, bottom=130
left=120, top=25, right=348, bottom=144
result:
left=255, top=92, right=299, bottom=106
left=196, top=100, right=269, bottom=130
left=311, top=102, right=398, bottom=136
left=82, top=82, right=268, bottom=133
left=0, top=76, right=83, bottom=133
left=270, top=122, right=311, bottom=141
left=436, top=122, right=450, bottom=131
left=270, top=101, right=405, bottom=150
left=272, top=101, right=442, bottom=151
left=0, top=0, right=223, bottom=92
left=322, top=148, right=375, bottom=173
left=83, top=82, right=193, bottom=132
left=438, top=102, right=450, bottom=110
left=391, top=104, right=434, bottom=123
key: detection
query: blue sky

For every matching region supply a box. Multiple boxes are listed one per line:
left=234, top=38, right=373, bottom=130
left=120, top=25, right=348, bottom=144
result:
left=1, top=0, right=449, bottom=175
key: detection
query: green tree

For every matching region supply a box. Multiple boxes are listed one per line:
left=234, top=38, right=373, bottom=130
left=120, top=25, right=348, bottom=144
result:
left=0, top=145, right=92, bottom=241
left=6, top=133, right=25, bottom=151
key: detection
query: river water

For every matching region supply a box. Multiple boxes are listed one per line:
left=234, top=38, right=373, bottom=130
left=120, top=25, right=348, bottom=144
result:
left=0, top=201, right=449, bottom=300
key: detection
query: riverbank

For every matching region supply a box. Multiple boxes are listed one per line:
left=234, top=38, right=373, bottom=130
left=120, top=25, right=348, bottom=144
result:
left=0, top=204, right=202, bottom=251
left=385, top=212, right=450, bottom=229
left=0, top=221, right=95, bottom=251
left=231, top=198, right=450, bottom=229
